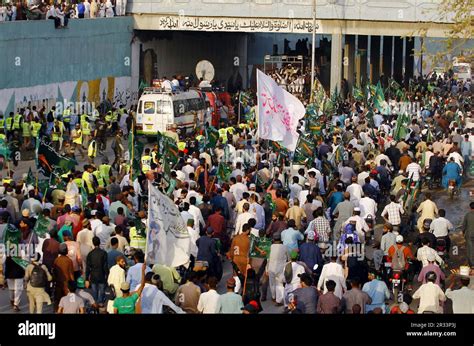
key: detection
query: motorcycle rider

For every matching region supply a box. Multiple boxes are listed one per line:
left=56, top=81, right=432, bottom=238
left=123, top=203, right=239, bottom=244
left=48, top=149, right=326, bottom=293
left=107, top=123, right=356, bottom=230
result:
left=387, top=235, right=415, bottom=281
left=429, top=209, right=454, bottom=253
left=442, top=157, right=462, bottom=190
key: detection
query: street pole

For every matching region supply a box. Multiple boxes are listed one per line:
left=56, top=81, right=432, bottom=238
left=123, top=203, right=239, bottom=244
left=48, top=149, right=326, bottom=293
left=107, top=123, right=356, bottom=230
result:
left=310, top=0, right=316, bottom=102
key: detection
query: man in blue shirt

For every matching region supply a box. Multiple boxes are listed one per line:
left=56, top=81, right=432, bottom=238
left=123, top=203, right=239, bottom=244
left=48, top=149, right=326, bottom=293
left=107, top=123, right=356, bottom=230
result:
left=362, top=270, right=390, bottom=313
left=281, top=219, right=304, bottom=252
left=327, top=184, right=344, bottom=213
left=299, top=231, right=324, bottom=278
left=210, top=189, right=230, bottom=220
left=126, top=250, right=151, bottom=290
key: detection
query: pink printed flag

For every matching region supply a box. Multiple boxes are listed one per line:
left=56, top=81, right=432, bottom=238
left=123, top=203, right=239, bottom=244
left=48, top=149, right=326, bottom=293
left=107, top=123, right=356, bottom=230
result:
left=257, top=69, right=305, bottom=151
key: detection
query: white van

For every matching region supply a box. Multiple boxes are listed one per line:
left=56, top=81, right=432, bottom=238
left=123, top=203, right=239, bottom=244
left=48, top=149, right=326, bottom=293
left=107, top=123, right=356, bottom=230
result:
left=453, top=62, right=472, bottom=82
left=136, top=88, right=206, bottom=136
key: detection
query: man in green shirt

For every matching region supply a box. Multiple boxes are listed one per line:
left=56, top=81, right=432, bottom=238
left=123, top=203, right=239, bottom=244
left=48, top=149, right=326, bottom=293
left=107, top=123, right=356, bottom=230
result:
left=113, top=263, right=146, bottom=314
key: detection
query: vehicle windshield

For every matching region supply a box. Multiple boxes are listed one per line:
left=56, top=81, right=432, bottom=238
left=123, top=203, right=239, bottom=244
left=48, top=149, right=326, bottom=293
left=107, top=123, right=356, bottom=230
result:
left=453, top=65, right=470, bottom=74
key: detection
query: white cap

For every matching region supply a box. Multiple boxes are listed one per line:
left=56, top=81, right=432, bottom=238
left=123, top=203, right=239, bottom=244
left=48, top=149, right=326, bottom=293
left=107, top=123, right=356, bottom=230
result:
left=308, top=168, right=318, bottom=174
left=399, top=302, right=409, bottom=313
left=396, top=235, right=404, bottom=243
left=249, top=183, right=256, bottom=189
left=354, top=207, right=361, bottom=212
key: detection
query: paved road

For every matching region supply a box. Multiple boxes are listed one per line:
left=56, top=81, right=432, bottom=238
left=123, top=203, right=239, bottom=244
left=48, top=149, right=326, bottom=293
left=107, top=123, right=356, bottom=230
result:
left=0, top=138, right=471, bottom=314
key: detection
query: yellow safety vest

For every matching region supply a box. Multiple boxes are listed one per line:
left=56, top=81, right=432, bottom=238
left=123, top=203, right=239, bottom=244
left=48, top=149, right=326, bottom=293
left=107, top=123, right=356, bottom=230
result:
left=0, top=119, right=4, bottom=129
left=22, top=122, right=31, bottom=137
left=178, top=142, right=186, bottom=151
left=31, top=121, right=42, bottom=137
left=81, top=119, right=91, bottom=135
left=73, top=177, right=83, bottom=189
left=99, top=164, right=111, bottom=184
left=141, top=155, right=152, bottom=173
left=63, top=109, right=71, bottom=123
left=72, top=129, right=83, bottom=145
left=93, top=170, right=105, bottom=188
left=129, top=226, right=146, bottom=251
left=105, top=112, right=113, bottom=123
left=226, top=127, right=235, bottom=134
left=82, top=171, right=94, bottom=194
left=52, top=127, right=60, bottom=141
left=218, top=128, right=228, bottom=143
left=13, top=114, right=22, bottom=129
left=111, top=111, right=118, bottom=122
left=0, top=134, right=6, bottom=141
left=6, top=118, right=13, bottom=131
left=88, top=141, right=97, bottom=158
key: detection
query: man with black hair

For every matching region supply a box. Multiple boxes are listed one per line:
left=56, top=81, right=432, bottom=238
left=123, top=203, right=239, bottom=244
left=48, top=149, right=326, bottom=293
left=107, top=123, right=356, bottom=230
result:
left=341, top=277, right=372, bottom=314
left=362, top=270, right=390, bottom=313
left=412, top=271, right=446, bottom=313
left=85, top=236, right=109, bottom=305
left=216, top=277, right=244, bottom=313
left=316, top=280, right=341, bottom=314
left=175, top=271, right=201, bottom=314
left=289, top=273, right=318, bottom=314
left=53, top=243, right=75, bottom=310
left=429, top=209, right=454, bottom=251
left=24, top=253, right=52, bottom=313
left=126, top=250, right=151, bottom=290
left=58, top=281, right=85, bottom=314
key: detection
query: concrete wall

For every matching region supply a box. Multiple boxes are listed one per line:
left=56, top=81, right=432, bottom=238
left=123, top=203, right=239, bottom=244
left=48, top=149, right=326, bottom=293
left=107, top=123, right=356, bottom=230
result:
left=0, top=17, right=136, bottom=115
left=128, top=0, right=448, bottom=24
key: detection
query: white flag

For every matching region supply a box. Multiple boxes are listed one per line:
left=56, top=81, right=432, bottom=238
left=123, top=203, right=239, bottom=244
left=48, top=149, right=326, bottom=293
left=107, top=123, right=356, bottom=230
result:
left=146, top=183, right=195, bottom=267
left=257, top=69, right=306, bottom=151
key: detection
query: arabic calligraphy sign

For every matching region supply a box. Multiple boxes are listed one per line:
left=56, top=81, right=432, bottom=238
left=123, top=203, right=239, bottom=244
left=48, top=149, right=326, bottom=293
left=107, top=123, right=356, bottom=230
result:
left=155, top=16, right=322, bottom=33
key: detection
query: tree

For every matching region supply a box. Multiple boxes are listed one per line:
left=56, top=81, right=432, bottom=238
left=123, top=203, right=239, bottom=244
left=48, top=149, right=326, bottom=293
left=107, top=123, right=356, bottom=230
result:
left=414, top=0, right=473, bottom=71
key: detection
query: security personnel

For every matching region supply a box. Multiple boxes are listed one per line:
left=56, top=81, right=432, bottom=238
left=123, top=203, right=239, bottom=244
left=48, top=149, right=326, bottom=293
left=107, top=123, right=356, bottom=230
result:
left=63, top=106, right=71, bottom=132
left=13, top=111, right=22, bottom=131
left=218, top=127, right=228, bottom=144
left=71, top=124, right=85, bottom=159
left=88, top=139, right=97, bottom=165
left=141, top=148, right=152, bottom=173
left=51, top=120, right=62, bottom=151
left=73, top=175, right=83, bottom=189
left=21, top=119, right=32, bottom=149
left=81, top=115, right=91, bottom=148
left=99, top=160, right=112, bottom=185
left=82, top=165, right=96, bottom=196
left=6, top=112, right=14, bottom=136
left=0, top=131, right=6, bottom=141
left=31, top=118, right=42, bottom=137
left=177, top=141, right=186, bottom=152
left=92, top=168, right=106, bottom=188
left=129, top=211, right=147, bottom=251
left=105, top=110, right=113, bottom=124
left=111, top=108, right=119, bottom=133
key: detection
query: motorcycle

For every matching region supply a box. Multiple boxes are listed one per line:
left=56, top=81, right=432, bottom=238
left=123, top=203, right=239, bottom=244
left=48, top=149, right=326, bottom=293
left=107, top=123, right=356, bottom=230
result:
left=364, top=215, right=375, bottom=244
left=435, top=237, right=448, bottom=260
left=448, top=179, right=457, bottom=199
left=389, top=269, right=406, bottom=302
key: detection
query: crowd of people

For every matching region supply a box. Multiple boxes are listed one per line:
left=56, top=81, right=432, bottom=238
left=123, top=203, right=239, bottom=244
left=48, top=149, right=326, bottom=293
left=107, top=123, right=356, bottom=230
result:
left=0, top=0, right=126, bottom=26
left=0, top=70, right=472, bottom=315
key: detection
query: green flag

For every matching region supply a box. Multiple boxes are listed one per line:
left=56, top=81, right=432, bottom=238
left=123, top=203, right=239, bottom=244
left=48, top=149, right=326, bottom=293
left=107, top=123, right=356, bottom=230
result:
left=204, top=126, right=220, bottom=149
left=134, top=218, right=147, bottom=238
left=0, top=138, right=11, bottom=159
left=33, top=214, right=50, bottom=238
left=352, top=86, right=364, bottom=101
left=294, top=134, right=314, bottom=165
left=12, top=257, right=30, bottom=269
left=374, top=82, right=385, bottom=112
left=26, top=168, right=35, bottom=186
left=217, top=161, right=232, bottom=182
left=129, top=131, right=144, bottom=179
left=249, top=234, right=272, bottom=259
left=427, top=84, right=435, bottom=93
left=36, top=139, right=77, bottom=177
left=156, top=131, right=179, bottom=166
left=4, top=224, right=20, bottom=247
left=81, top=186, right=89, bottom=209
left=394, top=113, right=410, bottom=141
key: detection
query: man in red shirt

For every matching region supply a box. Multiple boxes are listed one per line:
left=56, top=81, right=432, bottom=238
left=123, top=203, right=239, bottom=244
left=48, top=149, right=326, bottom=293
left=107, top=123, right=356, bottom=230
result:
left=206, top=208, right=227, bottom=253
